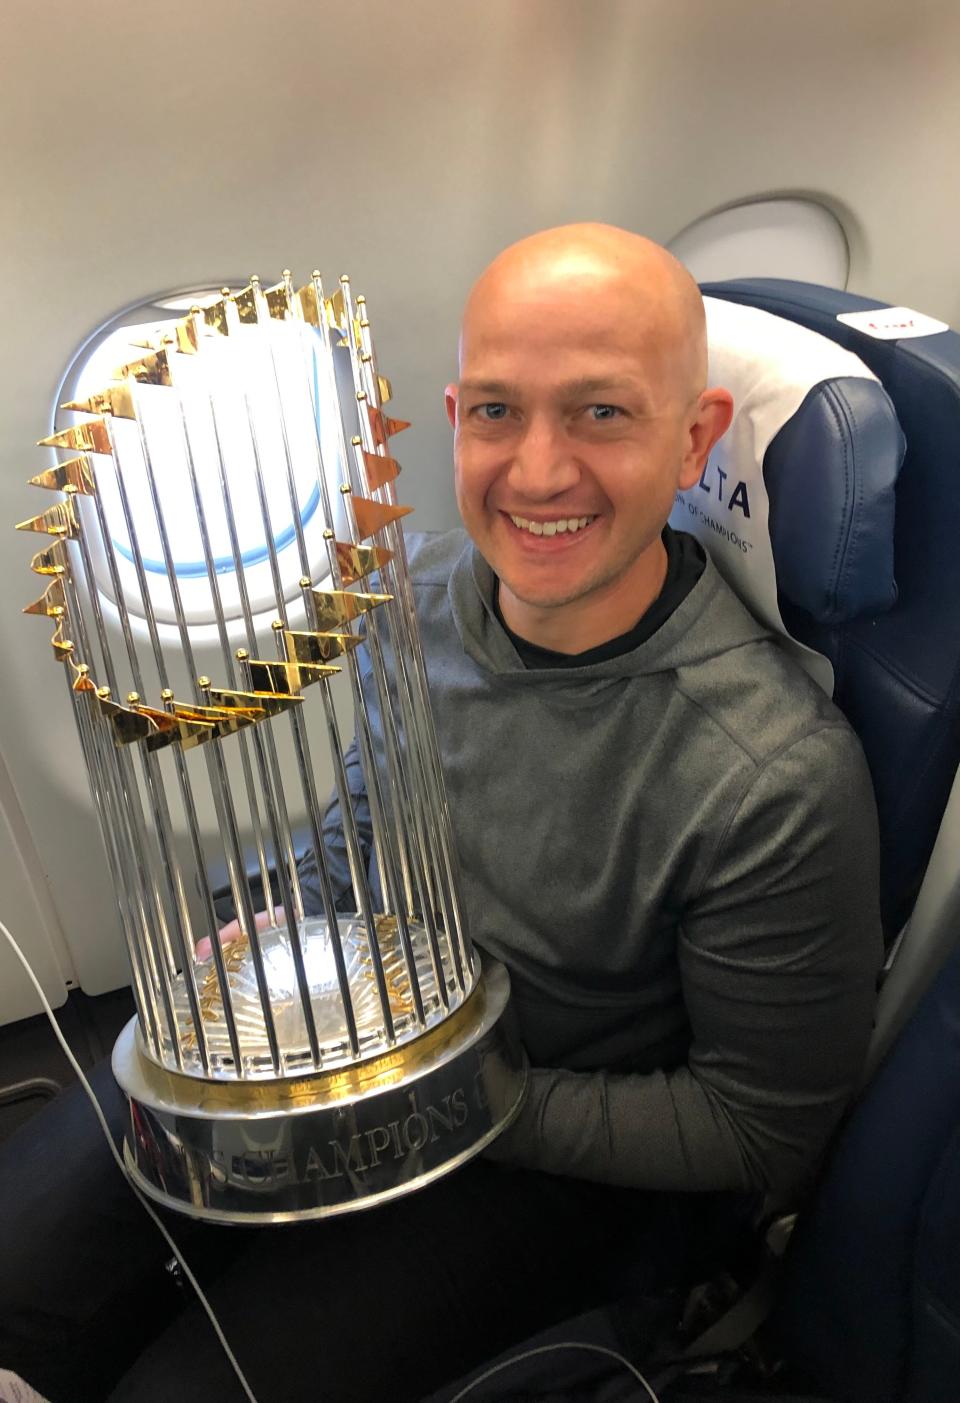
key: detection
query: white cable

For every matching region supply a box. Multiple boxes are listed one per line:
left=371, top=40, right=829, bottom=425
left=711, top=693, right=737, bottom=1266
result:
left=443, top=1340, right=661, bottom=1403
left=0, top=917, right=261, bottom=1403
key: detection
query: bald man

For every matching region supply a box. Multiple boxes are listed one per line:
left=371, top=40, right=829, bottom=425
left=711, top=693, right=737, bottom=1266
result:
left=299, top=223, right=880, bottom=1192
left=1, top=226, right=881, bottom=1403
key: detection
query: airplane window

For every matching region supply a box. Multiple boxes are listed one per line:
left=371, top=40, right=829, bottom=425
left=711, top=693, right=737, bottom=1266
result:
left=668, top=198, right=849, bottom=288
left=53, top=288, right=348, bottom=634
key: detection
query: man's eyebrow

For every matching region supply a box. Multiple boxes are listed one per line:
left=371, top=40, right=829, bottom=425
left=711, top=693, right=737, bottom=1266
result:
left=457, top=377, right=644, bottom=398
left=556, top=377, right=643, bottom=398
left=458, top=379, right=520, bottom=397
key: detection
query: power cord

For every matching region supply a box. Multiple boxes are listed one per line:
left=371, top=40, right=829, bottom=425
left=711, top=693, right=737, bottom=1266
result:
left=0, top=917, right=261, bottom=1403
left=443, top=1339, right=661, bottom=1402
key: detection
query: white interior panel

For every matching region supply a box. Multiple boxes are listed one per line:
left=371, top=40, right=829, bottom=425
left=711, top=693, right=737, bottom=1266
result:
left=668, top=199, right=849, bottom=288
left=2, top=0, right=958, bottom=1018
left=0, top=750, right=74, bottom=1024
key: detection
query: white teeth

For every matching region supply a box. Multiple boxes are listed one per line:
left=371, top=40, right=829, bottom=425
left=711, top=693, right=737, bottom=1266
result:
left=509, top=514, right=596, bottom=535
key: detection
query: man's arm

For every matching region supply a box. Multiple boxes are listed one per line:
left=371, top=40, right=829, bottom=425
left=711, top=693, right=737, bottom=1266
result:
left=486, top=725, right=884, bottom=1202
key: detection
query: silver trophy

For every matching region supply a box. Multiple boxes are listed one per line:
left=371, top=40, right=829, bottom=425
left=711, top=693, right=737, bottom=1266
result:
left=18, top=271, right=525, bottom=1222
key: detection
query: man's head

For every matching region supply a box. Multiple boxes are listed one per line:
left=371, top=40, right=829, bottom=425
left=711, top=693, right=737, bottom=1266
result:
left=445, top=223, right=733, bottom=651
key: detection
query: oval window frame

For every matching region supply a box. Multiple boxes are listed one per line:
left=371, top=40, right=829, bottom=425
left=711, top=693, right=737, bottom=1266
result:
left=668, top=197, right=850, bottom=289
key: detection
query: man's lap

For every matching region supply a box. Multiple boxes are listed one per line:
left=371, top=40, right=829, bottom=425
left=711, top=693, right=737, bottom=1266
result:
left=0, top=1062, right=746, bottom=1403
left=107, top=1161, right=701, bottom=1403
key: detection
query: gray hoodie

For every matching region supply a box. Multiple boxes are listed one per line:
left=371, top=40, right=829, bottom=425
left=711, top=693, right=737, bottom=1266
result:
left=306, top=529, right=882, bottom=1201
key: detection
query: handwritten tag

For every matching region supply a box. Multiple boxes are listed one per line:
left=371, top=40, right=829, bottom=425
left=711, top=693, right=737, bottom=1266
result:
left=837, top=306, right=949, bottom=340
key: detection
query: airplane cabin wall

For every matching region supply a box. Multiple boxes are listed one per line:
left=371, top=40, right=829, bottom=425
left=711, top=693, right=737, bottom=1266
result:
left=2, top=0, right=957, bottom=1020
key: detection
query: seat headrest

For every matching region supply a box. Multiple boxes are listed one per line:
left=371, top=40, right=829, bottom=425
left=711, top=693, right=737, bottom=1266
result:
left=676, top=297, right=905, bottom=626
left=695, top=278, right=960, bottom=940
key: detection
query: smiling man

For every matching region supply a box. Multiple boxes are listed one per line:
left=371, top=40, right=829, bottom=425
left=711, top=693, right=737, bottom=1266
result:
left=342, top=223, right=881, bottom=1201
left=0, top=225, right=883, bottom=1403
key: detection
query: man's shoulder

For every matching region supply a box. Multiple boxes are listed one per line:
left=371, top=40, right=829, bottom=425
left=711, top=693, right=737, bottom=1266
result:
left=404, top=528, right=470, bottom=586
left=674, top=568, right=858, bottom=774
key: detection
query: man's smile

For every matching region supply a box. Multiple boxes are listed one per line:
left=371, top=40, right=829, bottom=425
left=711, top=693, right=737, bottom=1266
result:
left=500, top=510, right=600, bottom=544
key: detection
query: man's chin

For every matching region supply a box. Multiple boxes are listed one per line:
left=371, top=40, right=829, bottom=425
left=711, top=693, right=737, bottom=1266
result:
left=486, top=536, right=612, bottom=613
left=498, top=574, right=596, bottom=614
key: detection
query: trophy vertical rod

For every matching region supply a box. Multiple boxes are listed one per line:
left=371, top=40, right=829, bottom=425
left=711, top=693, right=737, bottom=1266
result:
left=181, top=395, right=320, bottom=1068
left=337, top=285, right=467, bottom=991
left=107, top=708, right=186, bottom=1067
left=289, top=276, right=436, bottom=1015
left=72, top=475, right=183, bottom=987
left=179, top=406, right=277, bottom=930
left=335, top=485, right=446, bottom=1016
left=298, top=279, right=419, bottom=928
left=64, top=663, right=162, bottom=1059
left=354, top=304, right=465, bottom=910
left=240, top=394, right=364, bottom=1054
left=52, top=560, right=167, bottom=1059
left=251, top=308, right=415, bottom=1035
left=52, top=555, right=169, bottom=1055
left=241, top=378, right=365, bottom=1048
left=345, top=297, right=465, bottom=973
left=49, top=522, right=146, bottom=964
left=62, top=488, right=179, bottom=985
left=205, top=393, right=305, bottom=925
left=348, top=295, right=473, bottom=980
left=306, top=511, right=429, bottom=1015
left=351, top=333, right=465, bottom=968
left=348, top=290, right=454, bottom=914
left=130, top=408, right=282, bottom=1076
left=67, top=483, right=209, bottom=1069
left=100, top=423, right=244, bottom=1074
left=51, top=498, right=184, bottom=1063
left=96, top=707, right=172, bottom=1055
left=245, top=309, right=374, bottom=921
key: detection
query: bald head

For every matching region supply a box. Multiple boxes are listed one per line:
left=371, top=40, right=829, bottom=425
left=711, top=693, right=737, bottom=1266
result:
left=460, top=223, right=706, bottom=407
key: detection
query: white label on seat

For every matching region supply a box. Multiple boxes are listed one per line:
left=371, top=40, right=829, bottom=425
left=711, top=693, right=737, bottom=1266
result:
left=837, top=307, right=950, bottom=339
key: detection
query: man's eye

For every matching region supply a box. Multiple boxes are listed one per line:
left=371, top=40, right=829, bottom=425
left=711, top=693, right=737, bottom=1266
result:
left=589, top=404, right=622, bottom=421
left=476, top=402, right=508, bottom=421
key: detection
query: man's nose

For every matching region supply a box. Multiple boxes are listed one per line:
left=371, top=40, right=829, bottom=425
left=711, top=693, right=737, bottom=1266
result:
left=506, top=419, right=580, bottom=499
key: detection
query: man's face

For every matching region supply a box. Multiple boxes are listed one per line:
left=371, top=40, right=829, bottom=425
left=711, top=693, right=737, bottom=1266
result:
left=446, top=274, right=703, bottom=617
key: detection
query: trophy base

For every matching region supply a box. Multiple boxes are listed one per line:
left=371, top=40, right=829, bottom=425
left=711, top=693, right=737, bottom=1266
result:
left=113, top=957, right=526, bottom=1224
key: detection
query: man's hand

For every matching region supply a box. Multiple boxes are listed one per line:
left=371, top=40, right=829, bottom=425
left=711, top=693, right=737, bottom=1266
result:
left=195, top=907, right=285, bottom=961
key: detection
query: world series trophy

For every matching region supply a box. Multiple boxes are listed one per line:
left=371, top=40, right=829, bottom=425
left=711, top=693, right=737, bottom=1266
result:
left=17, top=270, right=526, bottom=1222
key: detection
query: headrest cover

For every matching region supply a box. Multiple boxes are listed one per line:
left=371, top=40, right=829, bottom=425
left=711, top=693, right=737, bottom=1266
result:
left=699, top=297, right=904, bottom=623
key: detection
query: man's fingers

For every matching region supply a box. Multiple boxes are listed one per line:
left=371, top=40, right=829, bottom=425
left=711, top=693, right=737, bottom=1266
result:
left=195, top=907, right=285, bottom=962
left=195, top=929, right=242, bottom=961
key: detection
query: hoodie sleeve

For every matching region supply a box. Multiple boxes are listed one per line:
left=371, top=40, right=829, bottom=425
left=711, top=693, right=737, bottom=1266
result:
left=485, top=724, right=883, bottom=1201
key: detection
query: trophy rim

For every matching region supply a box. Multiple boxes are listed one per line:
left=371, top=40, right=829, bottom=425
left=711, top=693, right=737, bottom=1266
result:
left=113, top=952, right=502, bottom=1120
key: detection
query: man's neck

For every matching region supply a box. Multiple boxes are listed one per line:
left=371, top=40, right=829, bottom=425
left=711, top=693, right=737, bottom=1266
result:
left=496, top=538, right=669, bottom=655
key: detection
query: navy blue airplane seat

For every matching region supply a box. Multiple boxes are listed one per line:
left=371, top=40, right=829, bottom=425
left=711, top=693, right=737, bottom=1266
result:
left=772, top=929, right=960, bottom=1403
left=701, top=279, right=960, bottom=939
left=695, top=281, right=960, bottom=1400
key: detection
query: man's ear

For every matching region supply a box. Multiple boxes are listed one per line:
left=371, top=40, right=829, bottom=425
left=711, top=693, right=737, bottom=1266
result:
left=677, top=388, right=734, bottom=491
left=444, top=384, right=459, bottom=429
